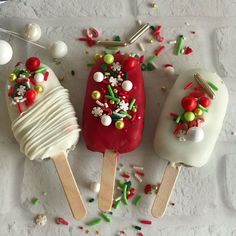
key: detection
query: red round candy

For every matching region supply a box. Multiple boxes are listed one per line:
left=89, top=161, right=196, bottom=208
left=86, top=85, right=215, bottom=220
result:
left=181, top=96, right=197, bottom=111
left=199, top=97, right=211, bottom=108
left=25, top=57, right=41, bottom=71
left=123, top=57, right=139, bottom=71
left=25, top=89, right=37, bottom=102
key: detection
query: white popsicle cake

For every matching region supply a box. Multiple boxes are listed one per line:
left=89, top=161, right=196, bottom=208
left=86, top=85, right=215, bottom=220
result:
left=152, top=69, right=228, bottom=218
left=6, top=57, right=87, bottom=219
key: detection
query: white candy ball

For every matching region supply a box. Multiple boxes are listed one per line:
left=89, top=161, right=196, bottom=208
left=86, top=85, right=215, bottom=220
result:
left=90, top=181, right=100, bottom=193
left=0, top=40, right=13, bottom=65
left=164, top=66, right=175, bottom=74
left=22, top=23, right=42, bottom=42
left=49, top=41, right=68, bottom=59
left=186, top=127, right=204, bottom=143
left=93, top=72, right=104, bottom=82
left=34, top=73, right=44, bottom=83
left=122, top=80, right=133, bottom=91
left=101, top=114, right=112, bottom=126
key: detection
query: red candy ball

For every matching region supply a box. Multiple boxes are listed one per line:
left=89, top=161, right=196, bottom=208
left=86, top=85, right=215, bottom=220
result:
left=123, top=57, right=139, bottom=71
left=25, top=89, right=37, bottom=103
left=25, top=57, right=41, bottom=71
left=199, top=97, right=211, bottom=108
left=181, top=96, right=197, bottom=111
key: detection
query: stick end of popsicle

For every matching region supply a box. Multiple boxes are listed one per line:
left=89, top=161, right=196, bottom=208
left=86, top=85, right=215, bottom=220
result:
left=72, top=208, right=87, bottom=220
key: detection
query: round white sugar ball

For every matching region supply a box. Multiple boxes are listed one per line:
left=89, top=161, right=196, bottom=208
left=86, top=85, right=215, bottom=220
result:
left=101, top=114, right=112, bottom=126
left=93, top=72, right=104, bottom=82
left=122, top=80, right=133, bottom=91
left=49, top=41, right=68, bottom=59
left=186, top=127, right=204, bottom=142
left=34, top=73, right=44, bottom=83
left=164, top=66, right=175, bottom=74
left=22, top=23, right=42, bottom=42
left=90, top=181, right=100, bottom=193
left=0, top=40, right=13, bottom=65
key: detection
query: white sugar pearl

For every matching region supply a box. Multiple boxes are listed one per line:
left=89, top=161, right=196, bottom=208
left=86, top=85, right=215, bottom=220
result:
left=90, top=181, right=100, bottom=193
left=22, top=23, right=42, bottom=42
left=0, top=40, right=13, bottom=65
left=49, top=41, right=68, bottom=59
left=101, top=114, right=112, bottom=126
left=93, top=72, right=104, bottom=82
left=34, top=73, right=44, bottom=83
left=164, top=66, right=175, bottom=74
left=186, top=127, right=204, bottom=142
left=122, top=80, right=133, bottom=91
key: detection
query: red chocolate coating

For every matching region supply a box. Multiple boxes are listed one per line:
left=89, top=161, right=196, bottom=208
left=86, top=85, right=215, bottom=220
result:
left=82, top=53, right=145, bottom=154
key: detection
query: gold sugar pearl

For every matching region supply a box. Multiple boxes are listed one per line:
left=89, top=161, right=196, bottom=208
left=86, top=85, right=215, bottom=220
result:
left=9, top=73, right=17, bottom=82
left=147, top=38, right=154, bottom=44
left=132, top=107, right=137, bottom=112
left=151, top=2, right=157, bottom=8
left=34, top=85, right=44, bottom=94
left=91, top=90, right=101, bottom=100
left=161, top=86, right=167, bottom=92
left=115, top=120, right=125, bottom=130
left=110, top=100, right=115, bottom=105
left=113, top=89, right=118, bottom=93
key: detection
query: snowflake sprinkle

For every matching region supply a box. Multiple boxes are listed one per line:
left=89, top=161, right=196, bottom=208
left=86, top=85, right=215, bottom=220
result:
left=16, top=85, right=27, bottom=96
left=111, top=62, right=122, bottom=71
left=176, top=130, right=186, bottom=142
left=109, top=76, right=119, bottom=86
left=91, top=107, right=103, bottom=117
left=119, top=100, right=129, bottom=111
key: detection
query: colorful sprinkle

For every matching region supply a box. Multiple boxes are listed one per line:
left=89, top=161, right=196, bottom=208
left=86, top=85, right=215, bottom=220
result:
left=133, top=195, right=142, bottom=206
left=208, top=81, right=218, bottom=91
left=184, top=81, right=193, bottom=90
left=100, top=213, right=112, bottom=223
left=86, top=218, right=102, bottom=226
left=55, top=217, right=69, bottom=225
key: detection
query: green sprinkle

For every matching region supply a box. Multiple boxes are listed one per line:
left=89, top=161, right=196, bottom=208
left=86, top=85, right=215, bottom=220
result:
left=32, top=198, right=40, bottom=205
left=114, top=199, right=121, bottom=209
left=108, top=85, right=115, bottom=97
left=133, top=195, right=142, bottom=206
left=87, top=63, right=95, bottom=67
left=198, top=104, right=209, bottom=112
left=111, top=71, right=118, bottom=77
left=124, top=181, right=132, bottom=192
left=176, top=114, right=182, bottom=123
left=105, top=95, right=120, bottom=103
left=35, top=67, right=47, bottom=73
left=146, top=62, right=156, bottom=71
left=141, top=63, right=147, bottom=71
left=13, top=68, right=21, bottom=76
left=117, top=180, right=125, bottom=188
left=207, top=81, right=218, bottom=91
left=122, top=184, right=128, bottom=205
left=100, top=213, right=112, bottom=222
left=175, top=35, right=185, bottom=55
left=105, top=72, right=110, bottom=76
left=86, top=218, right=102, bottom=226
left=88, top=198, right=95, bottom=203
left=114, top=35, right=121, bottom=41
left=119, top=111, right=132, bottom=119
left=111, top=114, right=122, bottom=121
left=129, top=99, right=136, bottom=110
left=106, top=46, right=119, bottom=50
left=134, top=225, right=142, bottom=230
left=124, top=72, right=128, bottom=80
left=150, top=25, right=155, bottom=31
left=147, top=56, right=156, bottom=64
left=101, top=64, right=108, bottom=71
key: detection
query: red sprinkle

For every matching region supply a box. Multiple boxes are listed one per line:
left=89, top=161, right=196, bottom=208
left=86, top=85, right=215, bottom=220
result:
left=183, top=81, right=193, bottom=90
left=139, top=55, right=145, bottom=63
left=144, top=184, right=152, bottom=194
left=8, top=87, right=14, bottom=97
left=138, top=233, right=144, bottom=236
left=184, top=46, right=193, bottom=55
left=121, top=173, right=130, bottom=179
left=55, top=217, right=69, bottom=225
left=44, top=71, right=49, bottom=81
left=170, top=112, right=178, bottom=118
left=194, top=86, right=203, bottom=91
left=155, top=45, right=165, bottom=56
left=173, top=123, right=182, bottom=135
left=79, top=36, right=96, bottom=47
left=17, top=103, right=24, bottom=113
left=135, top=171, right=144, bottom=177
left=140, top=220, right=152, bottom=225
left=164, top=64, right=173, bottom=68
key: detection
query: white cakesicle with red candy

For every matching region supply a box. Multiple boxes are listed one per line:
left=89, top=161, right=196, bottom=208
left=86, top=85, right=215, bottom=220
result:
left=6, top=57, right=86, bottom=219
left=152, top=69, right=228, bottom=218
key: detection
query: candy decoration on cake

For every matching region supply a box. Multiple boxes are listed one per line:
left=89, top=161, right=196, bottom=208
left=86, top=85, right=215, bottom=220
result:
left=152, top=69, right=228, bottom=218
left=83, top=52, right=145, bottom=212
left=6, top=57, right=87, bottom=220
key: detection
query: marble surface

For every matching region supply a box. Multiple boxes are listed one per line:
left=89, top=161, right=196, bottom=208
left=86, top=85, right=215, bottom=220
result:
left=0, top=0, right=236, bottom=235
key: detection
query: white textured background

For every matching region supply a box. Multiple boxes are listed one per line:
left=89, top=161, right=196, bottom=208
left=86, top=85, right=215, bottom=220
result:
left=0, top=1, right=236, bottom=235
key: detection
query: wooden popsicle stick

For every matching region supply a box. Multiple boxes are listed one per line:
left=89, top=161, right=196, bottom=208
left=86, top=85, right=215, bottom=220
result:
left=99, top=149, right=118, bottom=212
left=151, top=162, right=182, bottom=218
left=52, top=151, right=87, bottom=220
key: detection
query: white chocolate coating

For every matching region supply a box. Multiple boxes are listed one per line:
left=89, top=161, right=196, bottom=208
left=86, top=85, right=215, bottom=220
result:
left=6, top=66, right=80, bottom=161
left=153, top=69, right=228, bottom=167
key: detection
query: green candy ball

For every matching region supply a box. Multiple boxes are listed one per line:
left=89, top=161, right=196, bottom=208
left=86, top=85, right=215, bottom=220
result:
left=183, top=111, right=195, bottom=122
left=104, top=54, right=114, bottom=64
